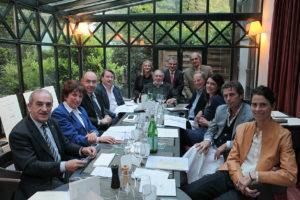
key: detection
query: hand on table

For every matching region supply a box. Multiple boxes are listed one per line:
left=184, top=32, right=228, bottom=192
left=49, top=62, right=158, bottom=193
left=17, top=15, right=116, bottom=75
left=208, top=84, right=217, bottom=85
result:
left=65, top=159, right=86, bottom=172
left=85, top=132, right=98, bottom=144
left=99, top=136, right=116, bottom=144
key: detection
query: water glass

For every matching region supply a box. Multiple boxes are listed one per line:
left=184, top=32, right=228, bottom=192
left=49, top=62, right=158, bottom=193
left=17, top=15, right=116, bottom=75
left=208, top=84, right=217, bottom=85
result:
left=142, top=185, right=157, bottom=200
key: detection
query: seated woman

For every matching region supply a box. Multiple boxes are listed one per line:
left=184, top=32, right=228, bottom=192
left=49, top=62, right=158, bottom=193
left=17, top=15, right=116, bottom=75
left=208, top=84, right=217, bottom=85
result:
left=186, top=74, right=225, bottom=145
left=52, top=80, right=116, bottom=147
left=133, top=60, right=153, bottom=102
left=183, top=86, right=297, bottom=200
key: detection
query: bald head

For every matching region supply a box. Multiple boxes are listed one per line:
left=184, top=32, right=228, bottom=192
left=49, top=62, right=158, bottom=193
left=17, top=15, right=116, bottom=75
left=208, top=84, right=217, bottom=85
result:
left=81, top=71, right=98, bottom=94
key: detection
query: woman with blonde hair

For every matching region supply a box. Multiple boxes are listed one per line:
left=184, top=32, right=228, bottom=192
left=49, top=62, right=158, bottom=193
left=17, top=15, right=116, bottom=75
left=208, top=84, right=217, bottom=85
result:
left=133, top=60, right=153, bottom=102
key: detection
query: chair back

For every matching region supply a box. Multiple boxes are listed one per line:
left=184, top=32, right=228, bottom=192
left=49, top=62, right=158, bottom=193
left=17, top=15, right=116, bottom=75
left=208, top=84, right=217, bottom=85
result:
left=0, top=150, right=13, bottom=168
left=0, top=178, right=21, bottom=200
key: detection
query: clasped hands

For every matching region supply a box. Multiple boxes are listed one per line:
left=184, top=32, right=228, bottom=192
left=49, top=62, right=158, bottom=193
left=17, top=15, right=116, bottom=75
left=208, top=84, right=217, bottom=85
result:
left=194, top=111, right=210, bottom=127
left=235, top=172, right=260, bottom=198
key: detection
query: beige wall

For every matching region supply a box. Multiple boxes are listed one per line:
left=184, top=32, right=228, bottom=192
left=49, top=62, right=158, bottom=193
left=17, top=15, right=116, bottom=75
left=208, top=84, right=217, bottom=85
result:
left=257, top=0, right=275, bottom=86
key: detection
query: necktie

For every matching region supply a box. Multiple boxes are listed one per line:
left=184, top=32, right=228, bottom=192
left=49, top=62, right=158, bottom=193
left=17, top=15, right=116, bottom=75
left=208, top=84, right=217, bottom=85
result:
left=170, top=72, right=174, bottom=85
left=90, top=94, right=103, bottom=120
left=41, top=123, right=59, bottom=162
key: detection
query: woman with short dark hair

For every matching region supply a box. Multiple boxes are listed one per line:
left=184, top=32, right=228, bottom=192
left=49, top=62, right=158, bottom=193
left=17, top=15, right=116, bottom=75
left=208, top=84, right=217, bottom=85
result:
left=52, top=80, right=115, bottom=147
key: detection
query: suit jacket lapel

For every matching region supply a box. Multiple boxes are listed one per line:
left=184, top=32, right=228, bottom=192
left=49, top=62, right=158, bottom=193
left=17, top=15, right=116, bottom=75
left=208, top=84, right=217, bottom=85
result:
left=27, top=116, right=55, bottom=158
left=47, top=120, right=63, bottom=155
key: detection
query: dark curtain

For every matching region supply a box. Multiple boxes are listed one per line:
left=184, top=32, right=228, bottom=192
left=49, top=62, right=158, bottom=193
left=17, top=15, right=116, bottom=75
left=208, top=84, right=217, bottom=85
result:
left=268, top=0, right=300, bottom=117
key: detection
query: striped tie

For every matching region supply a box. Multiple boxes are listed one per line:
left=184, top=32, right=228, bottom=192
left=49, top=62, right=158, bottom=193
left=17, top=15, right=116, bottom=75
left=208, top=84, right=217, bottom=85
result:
left=41, top=123, right=59, bottom=162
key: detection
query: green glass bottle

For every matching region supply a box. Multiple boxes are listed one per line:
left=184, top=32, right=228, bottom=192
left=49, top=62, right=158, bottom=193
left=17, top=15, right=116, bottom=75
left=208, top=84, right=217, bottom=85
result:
left=147, top=114, right=158, bottom=153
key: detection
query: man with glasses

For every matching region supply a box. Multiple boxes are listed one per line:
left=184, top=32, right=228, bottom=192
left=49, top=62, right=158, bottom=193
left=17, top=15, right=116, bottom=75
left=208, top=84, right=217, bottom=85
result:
left=163, top=56, right=185, bottom=103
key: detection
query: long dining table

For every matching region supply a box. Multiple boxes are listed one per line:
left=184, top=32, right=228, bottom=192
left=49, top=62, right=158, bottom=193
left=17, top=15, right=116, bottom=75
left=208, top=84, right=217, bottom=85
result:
left=54, top=108, right=191, bottom=200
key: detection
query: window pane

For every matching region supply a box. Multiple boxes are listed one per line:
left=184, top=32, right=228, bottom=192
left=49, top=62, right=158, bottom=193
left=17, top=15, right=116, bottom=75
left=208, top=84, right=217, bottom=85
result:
left=130, top=21, right=153, bottom=45
left=207, top=48, right=231, bottom=82
left=208, top=21, right=232, bottom=46
left=182, top=21, right=206, bottom=45
left=209, top=0, right=233, bottom=13
left=234, top=21, right=254, bottom=46
left=106, top=22, right=128, bottom=45
left=236, top=0, right=262, bottom=13
left=156, top=21, right=179, bottom=45
left=156, top=0, right=179, bottom=13
left=0, top=43, right=18, bottom=96
left=19, top=8, right=36, bottom=42
left=22, top=45, right=40, bottom=91
left=106, top=47, right=128, bottom=98
left=58, top=47, right=71, bottom=93
left=83, top=47, right=103, bottom=74
left=130, top=3, right=153, bottom=14
left=70, top=48, right=79, bottom=80
left=0, top=3, right=15, bottom=39
left=130, top=47, right=152, bottom=98
left=42, top=46, right=56, bottom=87
left=182, top=0, right=206, bottom=13
left=40, top=12, right=54, bottom=43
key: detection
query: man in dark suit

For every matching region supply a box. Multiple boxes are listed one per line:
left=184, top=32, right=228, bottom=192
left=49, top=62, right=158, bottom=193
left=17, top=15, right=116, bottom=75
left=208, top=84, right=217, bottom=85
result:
left=187, top=71, right=207, bottom=120
left=96, top=69, right=125, bottom=115
left=81, top=71, right=112, bottom=131
left=163, top=56, right=184, bottom=102
left=9, top=89, right=96, bottom=199
left=143, top=69, right=177, bottom=106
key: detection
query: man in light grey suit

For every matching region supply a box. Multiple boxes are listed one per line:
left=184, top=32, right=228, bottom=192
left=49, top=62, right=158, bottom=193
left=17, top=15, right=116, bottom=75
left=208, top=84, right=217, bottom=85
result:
left=184, top=81, right=254, bottom=183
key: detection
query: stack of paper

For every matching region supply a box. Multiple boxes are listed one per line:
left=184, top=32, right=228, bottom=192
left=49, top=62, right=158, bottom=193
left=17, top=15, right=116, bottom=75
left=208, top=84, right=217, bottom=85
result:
left=145, top=156, right=189, bottom=171
left=114, top=104, right=138, bottom=114
left=93, top=153, right=115, bottom=167
left=164, top=115, right=187, bottom=129
left=101, top=126, right=136, bottom=140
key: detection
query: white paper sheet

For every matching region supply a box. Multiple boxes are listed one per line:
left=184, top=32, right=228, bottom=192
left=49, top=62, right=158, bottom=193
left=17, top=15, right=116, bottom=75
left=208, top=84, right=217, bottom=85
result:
left=101, top=126, right=136, bottom=140
left=0, top=95, right=23, bottom=139
left=164, top=115, right=186, bottom=129
left=93, top=153, right=115, bottom=167
left=29, top=191, right=69, bottom=200
left=114, top=104, right=138, bottom=114
left=157, top=128, right=178, bottom=138
left=91, top=167, right=112, bottom=177
left=145, top=156, right=189, bottom=171
left=271, top=111, right=288, bottom=118
left=123, top=114, right=137, bottom=123
left=281, top=118, right=300, bottom=126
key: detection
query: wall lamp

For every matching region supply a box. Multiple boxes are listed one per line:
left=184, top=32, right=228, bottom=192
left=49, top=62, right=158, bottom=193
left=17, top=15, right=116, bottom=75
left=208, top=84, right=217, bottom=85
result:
left=245, top=21, right=262, bottom=46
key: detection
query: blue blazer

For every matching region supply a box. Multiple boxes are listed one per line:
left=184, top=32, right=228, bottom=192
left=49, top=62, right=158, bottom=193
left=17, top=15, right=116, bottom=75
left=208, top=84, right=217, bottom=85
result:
left=51, top=103, right=99, bottom=147
left=96, top=83, right=125, bottom=111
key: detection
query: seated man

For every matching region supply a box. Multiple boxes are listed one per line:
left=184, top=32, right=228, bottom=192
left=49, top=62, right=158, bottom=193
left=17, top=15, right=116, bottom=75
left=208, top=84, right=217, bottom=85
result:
left=81, top=71, right=113, bottom=131
left=184, top=81, right=254, bottom=183
left=143, top=69, right=177, bottom=106
left=187, top=71, right=207, bottom=120
left=163, top=57, right=184, bottom=103
left=96, top=69, right=125, bottom=115
left=9, top=89, right=96, bottom=199
left=183, top=86, right=297, bottom=200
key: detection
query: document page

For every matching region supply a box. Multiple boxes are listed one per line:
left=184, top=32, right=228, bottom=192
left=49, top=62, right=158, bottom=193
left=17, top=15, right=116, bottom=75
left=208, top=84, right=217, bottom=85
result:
left=101, top=126, right=136, bottom=140
left=114, top=104, right=138, bottom=114
left=93, top=153, right=115, bottom=167
left=145, top=156, right=189, bottom=171
left=91, top=166, right=112, bottom=177
left=164, top=115, right=186, bottom=129
left=157, top=128, right=178, bottom=138
left=29, top=191, right=69, bottom=200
